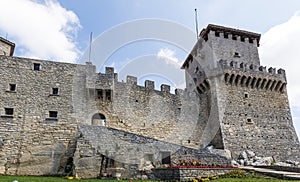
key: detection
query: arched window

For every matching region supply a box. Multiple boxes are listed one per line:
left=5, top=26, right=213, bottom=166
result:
left=92, top=113, right=106, bottom=126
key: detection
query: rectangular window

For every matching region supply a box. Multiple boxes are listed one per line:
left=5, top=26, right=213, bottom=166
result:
left=49, top=111, right=58, bottom=118
left=161, top=152, right=171, bottom=164
left=5, top=108, right=14, bottom=115
left=97, top=89, right=103, bottom=100
left=33, top=63, right=40, bottom=71
left=9, top=84, right=16, bottom=91
left=52, top=88, right=59, bottom=95
left=106, top=90, right=111, bottom=101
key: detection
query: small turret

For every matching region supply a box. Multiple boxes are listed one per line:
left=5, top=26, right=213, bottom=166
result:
left=0, top=37, right=15, bottom=56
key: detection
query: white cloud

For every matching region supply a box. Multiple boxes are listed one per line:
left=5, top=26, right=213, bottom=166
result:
left=0, top=0, right=81, bottom=63
left=157, top=48, right=182, bottom=68
left=259, top=11, right=300, bottom=136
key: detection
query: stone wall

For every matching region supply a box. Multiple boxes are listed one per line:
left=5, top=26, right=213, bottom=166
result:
left=153, top=168, right=236, bottom=181
left=74, top=125, right=231, bottom=179
left=0, top=56, right=81, bottom=175
left=182, top=24, right=300, bottom=162
left=220, top=60, right=300, bottom=160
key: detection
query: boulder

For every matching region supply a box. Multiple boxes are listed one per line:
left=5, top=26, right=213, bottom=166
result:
left=246, top=150, right=255, bottom=159
left=238, top=151, right=247, bottom=160
left=252, top=157, right=273, bottom=166
left=238, top=159, right=244, bottom=166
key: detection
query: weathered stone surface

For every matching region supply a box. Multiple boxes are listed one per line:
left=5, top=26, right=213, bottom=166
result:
left=74, top=126, right=231, bottom=179
left=0, top=24, right=299, bottom=178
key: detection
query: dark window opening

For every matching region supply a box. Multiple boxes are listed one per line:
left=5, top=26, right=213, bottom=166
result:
left=5, top=108, right=14, bottom=115
left=161, top=152, right=171, bottom=164
left=49, top=111, right=58, bottom=118
left=244, top=93, right=249, bottom=98
left=97, top=90, right=103, bottom=100
left=232, top=35, right=237, bottom=40
left=135, top=100, right=138, bottom=102
left=241, top=37, right=245, bottom=42
left=195, top=66, right=199, bottom=73
left=224, top=33, right=228, bottom=39
left=234, top=52, right=240, bottom=58
left=52, top=88, right=59, bottom=95
left=215, top=32, right=220, bottom=37
left=247, top=118, right=252, bottom=123
left=249, top=39, right=254, bottom=44
left=9, top=84, right=16, bottom=91
left=33, top=63, right=40, bottom=71
left=106, top=90, right=111, bottom=101
left=187, top=140, right=191, bottom=143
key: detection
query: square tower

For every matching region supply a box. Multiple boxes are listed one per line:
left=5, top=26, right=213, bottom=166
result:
left=182, top=24, right=300, bottom=161
left=0, top=37, right=15, bottom=56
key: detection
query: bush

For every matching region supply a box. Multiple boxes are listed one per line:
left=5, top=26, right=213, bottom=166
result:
left=219, top=169, right=247, bottom=178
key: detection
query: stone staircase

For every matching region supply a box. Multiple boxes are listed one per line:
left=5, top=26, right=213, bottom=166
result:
left=240, top=166, right=300, bottom=180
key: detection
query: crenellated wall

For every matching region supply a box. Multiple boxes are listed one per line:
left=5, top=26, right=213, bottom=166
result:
left=0, top=23, right=299, bottom=179
left=218, top=60, right=300, bottom=160
left=182, top=24, right=300, bottom=162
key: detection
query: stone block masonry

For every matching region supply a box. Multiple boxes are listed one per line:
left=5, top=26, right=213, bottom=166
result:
left=0, top=23, right=299, bottom=178
left=74, top=125, right=231, bottom=179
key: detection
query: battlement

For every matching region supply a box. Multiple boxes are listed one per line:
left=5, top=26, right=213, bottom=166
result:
left=200, top=24, right=260, bottom=47
left=219, top=60, right=287, bottom=92
left=124, top=75, right=176, bottom=94
left=92, top=68, right=178, bottom=95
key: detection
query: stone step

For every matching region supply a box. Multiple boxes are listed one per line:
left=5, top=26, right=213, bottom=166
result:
left=239, top=166, right=300, bottom=180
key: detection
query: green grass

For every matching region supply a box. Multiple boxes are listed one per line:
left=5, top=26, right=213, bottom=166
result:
left=0, top=175, right=296, bottom=182
left=214, top=178, right=296, bottom=182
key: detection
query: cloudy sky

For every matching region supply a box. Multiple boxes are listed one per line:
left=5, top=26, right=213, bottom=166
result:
left=0, top=0, right=300, bottom=137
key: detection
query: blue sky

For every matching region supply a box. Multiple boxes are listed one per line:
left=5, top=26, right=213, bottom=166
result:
left=1, top=0, right=300, bottom=138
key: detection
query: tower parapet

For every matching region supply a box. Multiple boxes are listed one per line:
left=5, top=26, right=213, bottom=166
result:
left=200, top=24, right=260, bottom=47
left=219, top=60, right=287, bottom=92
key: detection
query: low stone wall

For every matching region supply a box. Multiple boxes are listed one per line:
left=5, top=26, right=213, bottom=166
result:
left=74, top=125, right=231, bottom=179
left=153, top=168, right=236, bottom=181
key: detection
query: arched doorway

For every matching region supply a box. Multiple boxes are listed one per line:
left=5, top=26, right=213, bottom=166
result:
left=92, top=113, right=106, bottom=126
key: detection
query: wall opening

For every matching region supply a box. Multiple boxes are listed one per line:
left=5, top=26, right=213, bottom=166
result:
left=33, top=63, right=40, bottom=71
left=5, top=108, right=14, bottom=115
left=9, top=84, right=16, bottom=91
left=246, top=118, right=253, bottom=124
left=52, top=88, right=59, bottom=95
left=161, top=151, right=171, bottom=164
left=92, top=113, right=106, bottom=126
left=49, top=111, right=58, bottom=118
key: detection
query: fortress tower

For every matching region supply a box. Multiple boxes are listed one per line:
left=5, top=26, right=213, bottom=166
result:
left=182, top=24, right=300, bottom=160
left=0, top=37, right=15, bottom=56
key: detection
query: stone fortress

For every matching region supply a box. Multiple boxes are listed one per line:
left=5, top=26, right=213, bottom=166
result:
left=0, top=24, right=299, bottom=179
